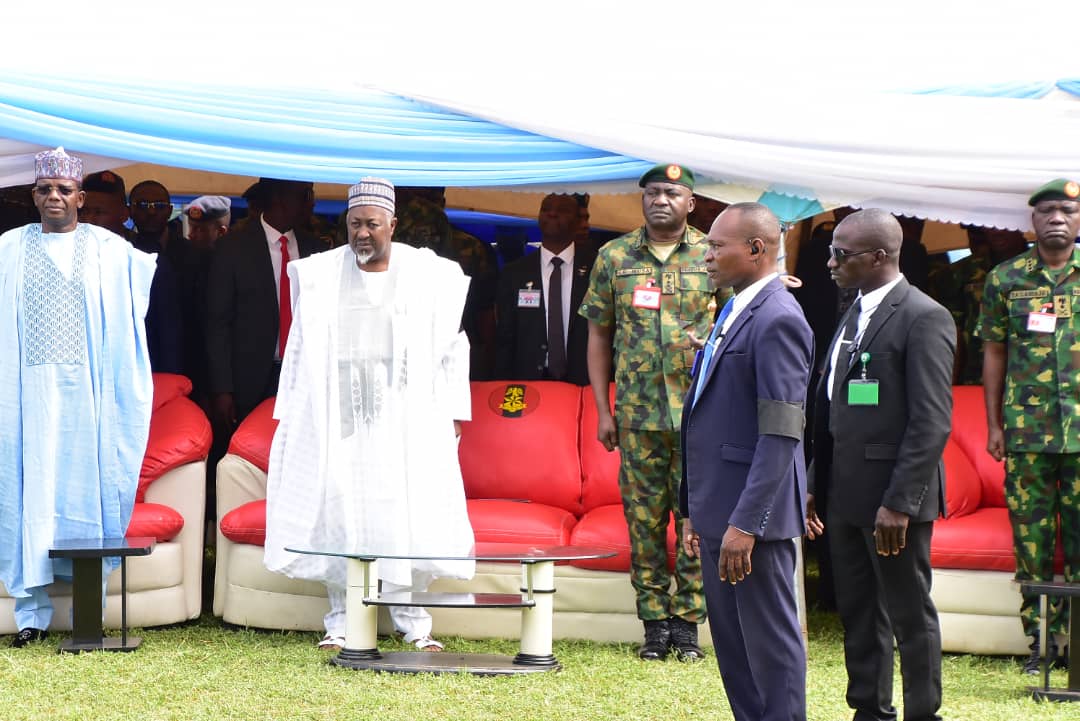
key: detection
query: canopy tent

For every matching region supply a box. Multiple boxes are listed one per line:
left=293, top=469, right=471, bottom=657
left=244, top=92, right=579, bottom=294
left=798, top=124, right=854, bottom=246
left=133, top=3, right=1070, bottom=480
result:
left=2, top=0, right=1080, bottom=233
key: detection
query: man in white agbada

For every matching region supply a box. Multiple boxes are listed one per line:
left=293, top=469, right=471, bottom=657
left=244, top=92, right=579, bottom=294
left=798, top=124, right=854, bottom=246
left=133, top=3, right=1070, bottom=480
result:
left=0, top=148, right=155, bottom=647
left=264, top=177, right=475, bottom=651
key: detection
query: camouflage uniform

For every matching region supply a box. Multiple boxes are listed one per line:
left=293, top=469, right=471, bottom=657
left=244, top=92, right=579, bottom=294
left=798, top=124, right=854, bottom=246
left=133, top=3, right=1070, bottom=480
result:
left=394, top=198, right=499, bottom=379
left=929, top=249, right=993, bottom=385
left=976, top=247, right=1080, bottom=636
left=579, top=225, right=724, bottom=623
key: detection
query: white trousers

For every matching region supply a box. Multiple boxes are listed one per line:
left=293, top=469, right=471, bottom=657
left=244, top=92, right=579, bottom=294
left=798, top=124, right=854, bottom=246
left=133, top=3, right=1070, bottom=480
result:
left=324, top=570, right=435, bottom=643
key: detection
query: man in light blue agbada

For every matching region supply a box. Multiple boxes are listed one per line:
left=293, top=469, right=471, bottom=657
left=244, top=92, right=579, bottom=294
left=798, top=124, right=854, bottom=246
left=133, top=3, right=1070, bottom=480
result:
left=0, top=147, right=156, bottom=647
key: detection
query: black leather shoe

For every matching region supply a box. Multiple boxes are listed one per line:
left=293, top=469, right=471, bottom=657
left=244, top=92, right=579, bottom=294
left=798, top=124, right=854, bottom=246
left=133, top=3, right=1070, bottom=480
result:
left=638, top=619, right=670, bottom=661
left=668, top=617, right=705, bottom=661
left=10, top=628, right=48, bottom=648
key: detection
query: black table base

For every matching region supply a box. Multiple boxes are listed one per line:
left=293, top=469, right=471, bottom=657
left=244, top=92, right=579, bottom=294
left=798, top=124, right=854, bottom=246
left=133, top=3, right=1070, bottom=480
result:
left=48, top=537, right=155, bottom=654
left=1021, top=580, right=1080, bottom=702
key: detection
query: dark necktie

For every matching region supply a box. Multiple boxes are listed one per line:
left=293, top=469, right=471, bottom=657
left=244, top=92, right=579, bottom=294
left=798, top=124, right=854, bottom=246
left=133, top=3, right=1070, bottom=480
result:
left=831, top=298, right=861, bottom=399
left=547, top=257, right=566, bottom=380
left=278, top=236, right=292, bottom=359
left=842, top=297, right=863, bottom=369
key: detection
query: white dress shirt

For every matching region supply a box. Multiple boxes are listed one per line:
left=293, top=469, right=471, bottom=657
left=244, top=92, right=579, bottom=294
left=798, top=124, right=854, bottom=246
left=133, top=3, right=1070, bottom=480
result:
left=720, top=272, right=779, bottom=338
left=539, top=244, right=575, bottom=351
left=261, top=214, right=299, bottom=361
left=827, top=274, right=904, bottom=400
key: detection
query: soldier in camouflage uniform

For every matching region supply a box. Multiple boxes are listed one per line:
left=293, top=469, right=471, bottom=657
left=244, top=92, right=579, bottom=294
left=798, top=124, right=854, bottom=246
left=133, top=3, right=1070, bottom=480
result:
left=976, top=178, right=1080, bottom=673
left=394, top=196, right=499, bottom=380
left=580, top=163, right=727, bottom=661
left=929, top=227, right=1027, bottom=384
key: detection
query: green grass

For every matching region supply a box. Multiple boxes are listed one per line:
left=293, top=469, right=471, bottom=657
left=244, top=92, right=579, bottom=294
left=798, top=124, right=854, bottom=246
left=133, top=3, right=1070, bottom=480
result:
left=0, top=611, right=1075, bottom=721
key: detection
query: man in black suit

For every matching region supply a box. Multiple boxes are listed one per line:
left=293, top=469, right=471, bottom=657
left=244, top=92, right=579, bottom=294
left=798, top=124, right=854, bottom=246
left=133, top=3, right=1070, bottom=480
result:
left=206, top=177, right=322, bottom=431
left=494, top=193, right=593, bottom=385
left=807, top=209, right=954, bottom=721
left=119, top=177, right=184, bottom=374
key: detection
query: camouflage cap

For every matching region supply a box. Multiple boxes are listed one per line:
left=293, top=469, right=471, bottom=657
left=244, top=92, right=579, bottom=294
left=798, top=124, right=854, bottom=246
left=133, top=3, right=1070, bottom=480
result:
left=1028, top=178, right=1080, bottom=206
left=638, top=163, right=695, bottom=190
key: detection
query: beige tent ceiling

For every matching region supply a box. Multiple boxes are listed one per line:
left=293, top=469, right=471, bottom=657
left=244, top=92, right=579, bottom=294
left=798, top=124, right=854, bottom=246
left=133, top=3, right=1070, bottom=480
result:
left=118, top=163, right=972, bottom=254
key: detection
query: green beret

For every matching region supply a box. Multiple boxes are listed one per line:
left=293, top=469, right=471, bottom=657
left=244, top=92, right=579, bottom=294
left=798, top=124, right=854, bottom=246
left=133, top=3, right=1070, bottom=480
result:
left=638, top=163, right=695, bottom=190
left=1028, top=178, right=1080, bottom=206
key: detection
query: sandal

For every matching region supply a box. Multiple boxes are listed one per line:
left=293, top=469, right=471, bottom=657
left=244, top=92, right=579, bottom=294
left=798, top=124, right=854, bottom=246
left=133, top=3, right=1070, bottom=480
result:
left=412, top=635, right=444, bottom=652
left=318, top=634, right=345, bottom=651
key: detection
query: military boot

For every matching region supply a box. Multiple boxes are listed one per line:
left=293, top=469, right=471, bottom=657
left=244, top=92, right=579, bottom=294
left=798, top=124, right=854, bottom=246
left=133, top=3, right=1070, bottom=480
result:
left=1023, top=636, right=1063, bottom=675
left=668, top=617, right=705, bottom=661
left=638, top=619, right=670, bottom=661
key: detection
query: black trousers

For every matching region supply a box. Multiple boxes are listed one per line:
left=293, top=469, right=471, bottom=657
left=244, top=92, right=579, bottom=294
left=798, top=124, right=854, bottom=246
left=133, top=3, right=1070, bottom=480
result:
left=829, top=519, right=942, bottom=721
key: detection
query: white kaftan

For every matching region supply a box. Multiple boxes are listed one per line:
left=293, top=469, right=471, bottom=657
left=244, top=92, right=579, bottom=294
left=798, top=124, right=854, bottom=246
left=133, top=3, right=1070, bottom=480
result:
left=264, top=243, right=475, bottom=588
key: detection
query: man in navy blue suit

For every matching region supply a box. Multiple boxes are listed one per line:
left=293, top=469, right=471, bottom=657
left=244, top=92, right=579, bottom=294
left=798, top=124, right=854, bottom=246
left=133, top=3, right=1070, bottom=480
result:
left=680, top=203, right=813, bottom=721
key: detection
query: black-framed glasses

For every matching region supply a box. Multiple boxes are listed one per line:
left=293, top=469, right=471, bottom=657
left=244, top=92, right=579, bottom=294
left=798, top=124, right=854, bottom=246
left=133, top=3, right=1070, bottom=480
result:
left=828, top=244, right=882, bottom=262
left=133, top=201, right=170, bottom=211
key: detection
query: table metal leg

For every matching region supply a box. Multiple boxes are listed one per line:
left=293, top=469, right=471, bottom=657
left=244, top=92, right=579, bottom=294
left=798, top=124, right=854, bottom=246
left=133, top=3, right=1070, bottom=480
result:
left=1030, top=592, right=1080, bottom=701
left=1070, top=598, right=1079, bottom=692
left=121, top=557, right=128, bottom=648
left=70, top=557, right=104, bottom=646
left=515, top=560, right=558, bottom=669
left=333, top=558, right=381, bottom=667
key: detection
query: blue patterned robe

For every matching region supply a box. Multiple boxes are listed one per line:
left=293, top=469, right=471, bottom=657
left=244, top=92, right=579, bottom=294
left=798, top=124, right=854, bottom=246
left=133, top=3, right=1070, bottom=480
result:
left=0, top=223, right=155, bottom=597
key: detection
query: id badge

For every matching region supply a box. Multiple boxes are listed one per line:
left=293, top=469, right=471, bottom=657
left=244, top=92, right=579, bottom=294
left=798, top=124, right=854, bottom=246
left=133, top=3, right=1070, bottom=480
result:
left=632, top=284, right=662, bottom=310
left=1027, top=311, right=1057, bottom=333
left=847, top=379, right=880, bottom=406
left=518, top=289, right=541, bottom=308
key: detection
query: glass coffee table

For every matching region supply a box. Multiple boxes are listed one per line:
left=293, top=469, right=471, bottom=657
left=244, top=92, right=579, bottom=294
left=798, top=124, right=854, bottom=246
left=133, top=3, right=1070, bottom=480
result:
left=284, top=542, right=614, bottom=675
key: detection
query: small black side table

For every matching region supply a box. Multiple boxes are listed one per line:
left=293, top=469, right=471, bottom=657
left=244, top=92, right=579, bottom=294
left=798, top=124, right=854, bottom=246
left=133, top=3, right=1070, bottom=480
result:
left=1020, top=580, right=1080, bottom=702
left=48, top=537, right=155, bottom=653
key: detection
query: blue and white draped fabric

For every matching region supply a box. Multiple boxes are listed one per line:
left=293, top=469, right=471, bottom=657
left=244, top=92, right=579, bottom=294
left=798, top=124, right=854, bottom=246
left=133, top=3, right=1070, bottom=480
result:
left=0, top=223, right=156, bottom=598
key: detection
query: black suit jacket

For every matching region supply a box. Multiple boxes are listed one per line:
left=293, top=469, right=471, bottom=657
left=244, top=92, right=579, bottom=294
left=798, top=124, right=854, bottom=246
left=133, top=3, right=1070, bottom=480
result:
left=809, top=278, right=954, bottom=527
left=206, top=221, right=323, bottom=420
left=494, top=248, right=593, bottom=386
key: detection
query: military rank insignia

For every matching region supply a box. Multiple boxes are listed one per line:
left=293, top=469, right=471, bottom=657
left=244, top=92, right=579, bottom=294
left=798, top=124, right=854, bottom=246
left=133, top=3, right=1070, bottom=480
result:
left=1054, top=295, right=1072, bottom=318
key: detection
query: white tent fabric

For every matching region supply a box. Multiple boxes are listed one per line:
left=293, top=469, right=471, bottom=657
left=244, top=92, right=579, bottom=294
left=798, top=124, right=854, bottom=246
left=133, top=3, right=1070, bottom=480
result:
left=2, top=1, right=1080, bottom=230
left=389, top=83, right=1080, bottom=230
left=0, top=140, right=129, bottom=189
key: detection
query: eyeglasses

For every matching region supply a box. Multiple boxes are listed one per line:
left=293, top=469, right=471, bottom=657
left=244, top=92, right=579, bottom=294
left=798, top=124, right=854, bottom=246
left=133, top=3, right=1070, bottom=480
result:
left=132, top=201, right=170, bottom=211
left=828, top=244, right=882, bottom=262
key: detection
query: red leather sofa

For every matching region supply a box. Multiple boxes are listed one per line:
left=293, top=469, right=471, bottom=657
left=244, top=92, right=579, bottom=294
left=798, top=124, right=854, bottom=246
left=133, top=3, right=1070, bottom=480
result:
left=213, top=380, right=695, bottom=642
left=0, top=373, right=212, bottom=633
left=213, top=381, right=1029, bottom=653
left=930, top=385, right=1058, bottom=655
